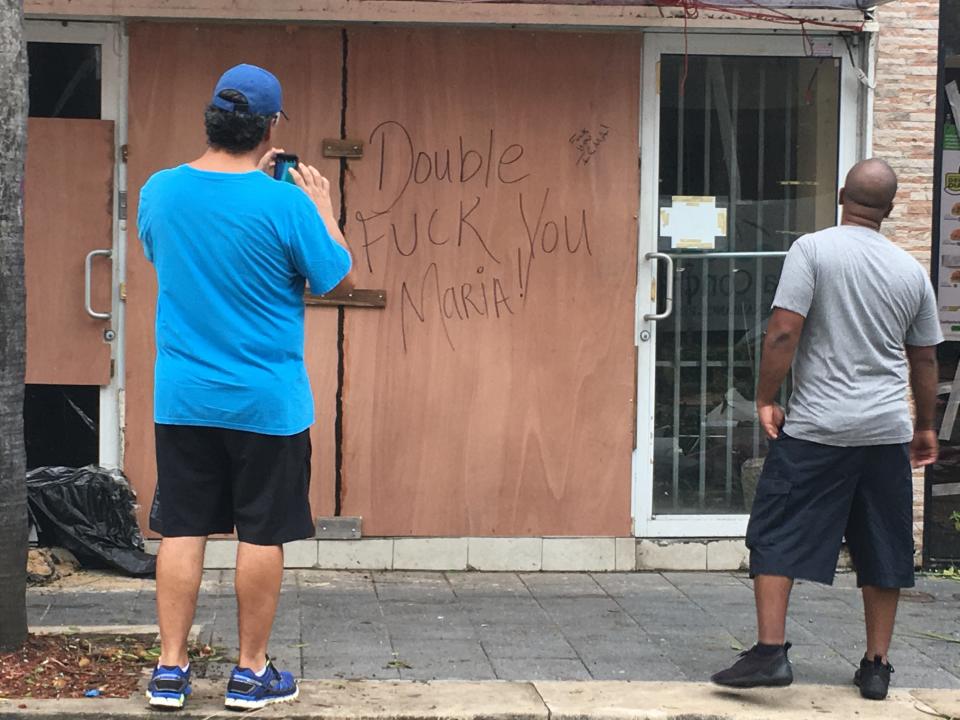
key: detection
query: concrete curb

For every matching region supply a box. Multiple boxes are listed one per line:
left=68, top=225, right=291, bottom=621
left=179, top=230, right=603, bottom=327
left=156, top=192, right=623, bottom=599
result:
left=27, top=625, right=202, bottom=642
left=2, top=681, right=958, bottom=720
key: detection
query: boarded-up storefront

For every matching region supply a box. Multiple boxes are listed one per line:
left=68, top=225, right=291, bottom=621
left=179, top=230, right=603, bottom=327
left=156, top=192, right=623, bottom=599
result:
left=23, top=0, right=882, bottom=569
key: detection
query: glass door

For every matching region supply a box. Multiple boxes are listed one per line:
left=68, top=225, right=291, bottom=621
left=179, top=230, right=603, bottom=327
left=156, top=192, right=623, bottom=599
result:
left=635, top=34, right=862, bottom=537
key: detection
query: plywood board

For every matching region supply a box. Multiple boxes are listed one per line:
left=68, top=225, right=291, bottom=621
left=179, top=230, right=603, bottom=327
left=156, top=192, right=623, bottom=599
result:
left=126, top=23, right=344, bottom=532
left=341, top=28, right=640, bottom=536
left=24, top=118, right=114, bottom=386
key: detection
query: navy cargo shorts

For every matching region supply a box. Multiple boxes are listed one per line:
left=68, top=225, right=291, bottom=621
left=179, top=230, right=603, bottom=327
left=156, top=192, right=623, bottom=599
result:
left=746, top=432, right=915, bottom=588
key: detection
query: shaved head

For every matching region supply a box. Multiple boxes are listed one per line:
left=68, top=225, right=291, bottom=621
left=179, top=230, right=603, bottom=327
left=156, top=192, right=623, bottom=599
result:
left=842, top=158, right=898, bottom=211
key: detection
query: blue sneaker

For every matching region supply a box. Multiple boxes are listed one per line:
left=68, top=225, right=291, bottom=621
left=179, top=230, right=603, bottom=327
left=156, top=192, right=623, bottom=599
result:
left=146, top=664, right=192, bottom=709
left=224, top=659, right=299, bottom=710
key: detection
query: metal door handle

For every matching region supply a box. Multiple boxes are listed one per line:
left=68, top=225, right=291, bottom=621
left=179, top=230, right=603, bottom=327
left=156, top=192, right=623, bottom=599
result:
left=85, top=249, right=113, bottom=320
left=643, top=252, right=674, bottom=321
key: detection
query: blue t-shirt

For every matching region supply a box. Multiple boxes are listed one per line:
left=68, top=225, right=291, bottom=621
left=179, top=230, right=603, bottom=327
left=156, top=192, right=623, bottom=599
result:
left=137, top=165, right=351, bottom=435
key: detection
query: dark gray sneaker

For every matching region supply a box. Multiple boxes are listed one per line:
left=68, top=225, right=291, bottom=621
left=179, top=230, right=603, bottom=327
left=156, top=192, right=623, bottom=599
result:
left=854, top=655, right=894, bottom=700
left=711, top=643, right=793, bottom=688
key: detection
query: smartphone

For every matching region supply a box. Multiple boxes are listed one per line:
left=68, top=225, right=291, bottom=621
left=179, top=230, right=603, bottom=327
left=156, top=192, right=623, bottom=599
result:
left=273, top=153, right=299, bottom=183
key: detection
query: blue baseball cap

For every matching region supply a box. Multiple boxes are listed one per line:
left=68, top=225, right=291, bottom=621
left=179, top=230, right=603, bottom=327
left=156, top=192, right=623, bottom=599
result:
left=211, top=64, right=287, bottom=117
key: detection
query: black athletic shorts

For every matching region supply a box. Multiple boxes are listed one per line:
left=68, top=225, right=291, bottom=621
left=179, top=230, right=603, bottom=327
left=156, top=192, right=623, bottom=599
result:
left=746, top=433, right=914, bottom=589
left=150, top=424, right=314, bottom=546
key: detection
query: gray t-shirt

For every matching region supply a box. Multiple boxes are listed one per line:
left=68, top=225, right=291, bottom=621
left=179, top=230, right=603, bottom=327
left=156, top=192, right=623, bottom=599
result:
left=773, top=225, right=943, bottom=446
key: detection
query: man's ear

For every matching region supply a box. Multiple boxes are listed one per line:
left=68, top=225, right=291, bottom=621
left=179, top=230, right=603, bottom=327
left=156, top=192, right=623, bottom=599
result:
left=838, top=187, right=846, bottom=206
left=884, top=202, right=894, bottom=219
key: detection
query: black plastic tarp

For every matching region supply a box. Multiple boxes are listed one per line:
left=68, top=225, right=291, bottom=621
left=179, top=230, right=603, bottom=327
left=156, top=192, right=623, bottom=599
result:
left=27, top=466, right=156, bottom=577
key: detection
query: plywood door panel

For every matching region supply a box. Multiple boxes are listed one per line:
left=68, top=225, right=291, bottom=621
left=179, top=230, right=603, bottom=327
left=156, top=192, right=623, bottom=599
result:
left=342, top=28, right=640, bottom=536
left=25, top=118, right=114, bottom=386
left=126, top=23, right=343, bottom=532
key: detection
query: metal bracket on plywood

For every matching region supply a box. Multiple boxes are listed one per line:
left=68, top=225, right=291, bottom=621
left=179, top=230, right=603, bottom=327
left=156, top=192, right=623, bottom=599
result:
left=322, top=138, right=364, bottom=158
left=315, top=516, right=362, bottom=540
left=305, top=288, right=387, bottom=308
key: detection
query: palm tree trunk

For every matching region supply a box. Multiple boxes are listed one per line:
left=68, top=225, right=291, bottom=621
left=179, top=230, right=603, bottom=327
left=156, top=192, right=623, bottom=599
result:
left=0, top=0, right=28, bottom=652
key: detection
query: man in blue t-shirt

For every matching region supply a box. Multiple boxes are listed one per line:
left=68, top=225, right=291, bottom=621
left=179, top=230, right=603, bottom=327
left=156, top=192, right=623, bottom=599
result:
left=137, top=64, right=353, bottom=711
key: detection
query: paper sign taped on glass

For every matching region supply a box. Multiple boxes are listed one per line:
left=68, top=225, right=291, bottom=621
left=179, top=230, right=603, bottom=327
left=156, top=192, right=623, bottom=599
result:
left=659, top=195, right=728, bottom=251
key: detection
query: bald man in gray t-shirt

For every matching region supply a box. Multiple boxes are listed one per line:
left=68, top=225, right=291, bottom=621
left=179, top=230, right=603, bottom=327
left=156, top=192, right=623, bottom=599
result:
left=712, top=159, right=943, bottom=701
left=775, top=224, right=942, bottom=446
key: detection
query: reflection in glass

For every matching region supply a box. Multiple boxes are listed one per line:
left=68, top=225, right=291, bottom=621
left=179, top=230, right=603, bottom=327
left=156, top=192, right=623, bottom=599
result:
left=653, top=55, right=840, bottom=515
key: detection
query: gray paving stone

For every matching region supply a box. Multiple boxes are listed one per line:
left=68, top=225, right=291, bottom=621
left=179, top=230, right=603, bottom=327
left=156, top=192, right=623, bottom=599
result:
left=580, top=651, right=680, bottom=680
left=299, top=619, right=390, bottom=644
left=296, top=570, right=377, bottom=592
left=481, top=636, right=579, bottom=659
left=21, top=569, right=960, bottom=689
left=380, top=608, right=475, bottom=640
left=580, top=643, right=684, bottom=681
left=474, top=623, right=567, bottom=646
left=462, top=601, right=549, bottom=627
left=592, top=572, right=677, bottom=596
left=29, top=592, right=141, bottom=626
left=899, top=636, right=960, bottom=676
left=662, top=572, right=747, bottom=587
left=519, top=573, right=607, bottom=598
left=304, top=656, right=401, bottom=680
left=300, top=638, right=393, bottom=659
left=375, top=584, right=457, bottom=603
left=878, top=644, right=960, bottom=689
left=560, top=621, right=648, bottom=645
left=586, top=661, right=683, bottom=681
left=392, top=640, right=495, bottom=681
left=491, top=657, right=592, bottom=681
left=398, top=660, right=498, bottom=681
left=445, top=572, right=530, bottom=596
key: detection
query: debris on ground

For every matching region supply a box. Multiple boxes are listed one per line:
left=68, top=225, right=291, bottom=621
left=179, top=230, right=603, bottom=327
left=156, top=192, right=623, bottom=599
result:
left=26, top=547, right=80, bottom=586
left=0, top=634, right=226, bottom=700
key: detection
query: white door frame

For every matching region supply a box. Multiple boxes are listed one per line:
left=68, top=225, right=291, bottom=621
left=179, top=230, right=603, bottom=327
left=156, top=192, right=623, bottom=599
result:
left=633, top=30, right=869, bottom=538
left=24, top=20, right=128, bottom=470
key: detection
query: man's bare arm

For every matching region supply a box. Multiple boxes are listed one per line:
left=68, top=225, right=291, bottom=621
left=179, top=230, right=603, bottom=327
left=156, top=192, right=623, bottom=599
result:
left=290, top=164, right=356, bottom=294
left=757, top=309, right=805, bottom=404
left=756, top=308, right=805, bottom=439
left=906, top=344, right=939, bottom=467
left=318, top=214, right=356, bottom=295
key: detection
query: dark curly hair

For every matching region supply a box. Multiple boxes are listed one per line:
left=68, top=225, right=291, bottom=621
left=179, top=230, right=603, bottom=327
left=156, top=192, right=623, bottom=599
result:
left=204, top=89, right=272, bottom=154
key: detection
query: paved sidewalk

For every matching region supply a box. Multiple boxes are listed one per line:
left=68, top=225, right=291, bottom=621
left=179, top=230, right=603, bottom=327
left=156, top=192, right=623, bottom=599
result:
left=26, top=570, right=960, bottom=689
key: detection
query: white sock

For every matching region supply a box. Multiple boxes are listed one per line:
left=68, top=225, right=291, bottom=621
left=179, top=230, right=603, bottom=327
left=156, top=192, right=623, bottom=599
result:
left=158, top=662, right=189, bottom=673
left=253, top=663, right=269, bottom=677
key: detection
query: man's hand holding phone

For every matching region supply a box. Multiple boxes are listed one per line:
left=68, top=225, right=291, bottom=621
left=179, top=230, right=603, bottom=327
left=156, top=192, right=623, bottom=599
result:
left=257, top=147, right=285, bottom=176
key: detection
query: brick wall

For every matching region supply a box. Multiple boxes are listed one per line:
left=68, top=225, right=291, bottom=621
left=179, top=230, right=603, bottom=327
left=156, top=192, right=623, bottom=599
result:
left=873, top=0, right=940, bottom=553
left=875, top=0, right=939, bottom=262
